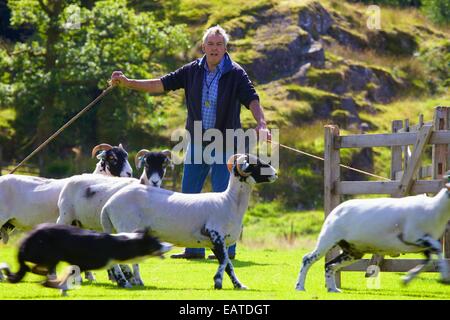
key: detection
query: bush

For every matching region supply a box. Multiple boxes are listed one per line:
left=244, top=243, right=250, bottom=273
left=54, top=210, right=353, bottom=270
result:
left=422, top=0, right=450, bottom=25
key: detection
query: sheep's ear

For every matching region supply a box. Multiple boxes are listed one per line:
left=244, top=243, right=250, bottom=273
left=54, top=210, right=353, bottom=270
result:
left=143, top=227, right=154, bottom=238
left=96, top=151, right=106, bottom=160
left=161, top=149, right=172, bottom=159
left=240, top=161, right=250, bottom=172
left=164, top=157, right=174, bottom=170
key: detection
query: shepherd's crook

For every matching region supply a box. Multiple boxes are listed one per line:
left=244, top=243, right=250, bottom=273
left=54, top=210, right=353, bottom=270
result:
left=9, top=85, right=115, bottom=175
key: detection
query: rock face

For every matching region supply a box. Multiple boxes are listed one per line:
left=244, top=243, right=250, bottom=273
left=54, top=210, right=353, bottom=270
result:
left=248, top=24, right=324, bottom=83
left=296, top=1, right=334, bottom=39
left=327, top=25, right=368, bottom=50
left=228, top=0, right=412, bottom=130
left=367, top=29, right=418, bottom=56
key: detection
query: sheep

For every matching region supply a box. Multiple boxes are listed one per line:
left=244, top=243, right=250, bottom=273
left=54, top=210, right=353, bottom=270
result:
left=0, top=223, right=171, bottom=294
left=56, top=149, right=172, bottom=284
left=100, top=153, right=278, bottom=289
left=0, top=143, right=133, bottom=244
left=295, top=183, right=450, bottom=293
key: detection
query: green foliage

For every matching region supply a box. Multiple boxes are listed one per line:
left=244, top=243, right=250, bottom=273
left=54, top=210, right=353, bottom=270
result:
left=418, top=39, right=450, bottom=91
left=0, top=108, right=15, bottom=143
left=422, top=0, right=450, bottom=25
left=1, top=0, right=189, bottom=175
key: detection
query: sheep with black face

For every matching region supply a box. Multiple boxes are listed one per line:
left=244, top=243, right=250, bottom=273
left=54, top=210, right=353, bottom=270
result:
left=101, top=154, right=278, bottom=289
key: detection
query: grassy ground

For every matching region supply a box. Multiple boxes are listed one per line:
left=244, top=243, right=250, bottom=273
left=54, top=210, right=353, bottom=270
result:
left=0, top=208, right=449, bottom=300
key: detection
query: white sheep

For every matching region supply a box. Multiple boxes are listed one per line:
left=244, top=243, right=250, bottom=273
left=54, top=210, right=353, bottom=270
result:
left=0, top=143, right=132, bottom=244
left=56, top=149, right=172, bottom=284
left=100, top=154, right=278, bottom=289
left=295, top=184, right=450, bottom=293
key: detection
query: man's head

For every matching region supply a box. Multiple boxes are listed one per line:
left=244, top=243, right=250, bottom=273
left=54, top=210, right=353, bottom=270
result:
left=202, top=25, right=229, bottom=69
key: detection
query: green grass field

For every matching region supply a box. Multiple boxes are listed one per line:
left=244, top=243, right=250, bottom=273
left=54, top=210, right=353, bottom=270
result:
left=0, top=239, right=449, bottom=300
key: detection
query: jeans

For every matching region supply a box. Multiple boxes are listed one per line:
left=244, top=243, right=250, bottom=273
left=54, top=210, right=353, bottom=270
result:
left=182, top=143, right=236, bottom=256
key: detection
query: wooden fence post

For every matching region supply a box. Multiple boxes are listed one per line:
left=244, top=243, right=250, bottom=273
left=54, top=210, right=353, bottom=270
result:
left=432, top=106, right=450, bottom=260
left=0, top=146, right=2, bottom=175
left=324, top=125, right=341, bottom=287
left=391, top=120, right=403, bottom=180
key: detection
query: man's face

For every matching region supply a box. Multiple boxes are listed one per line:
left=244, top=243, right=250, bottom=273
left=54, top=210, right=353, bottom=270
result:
left=202, top=33, right=227, bottom=67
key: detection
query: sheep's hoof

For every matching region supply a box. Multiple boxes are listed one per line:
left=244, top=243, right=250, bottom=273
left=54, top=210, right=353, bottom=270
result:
left=327, top=287, right=342, bottom=293
left=214, top=281, right=222, bottom=290
left=85, top=274, right=96, bottom=282
left=117, top=281, right=133, bottom=289
left=295, top=285, right=305, bottom=291
left=130, top=278, right=144, bottom=286
left=401, top=275, right=412, bottom=286
left=47, top=274, right=57, bottom=281
left=235, top=284, right=248, bottom=290
left=438, top=278, right=450, bottom=285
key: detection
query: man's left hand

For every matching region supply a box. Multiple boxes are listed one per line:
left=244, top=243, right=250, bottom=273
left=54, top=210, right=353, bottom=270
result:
left=256, top=123, right=272, bottom=142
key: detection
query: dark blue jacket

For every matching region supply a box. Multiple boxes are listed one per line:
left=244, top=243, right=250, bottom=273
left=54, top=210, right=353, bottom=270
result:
left=160, top=53, right=259, bottom=135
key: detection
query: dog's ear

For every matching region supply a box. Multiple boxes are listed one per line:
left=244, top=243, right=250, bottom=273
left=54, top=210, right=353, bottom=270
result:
left=133, top=227, right=154, bottom=237
left=143, top=227, right=154, bottom=238
left=132, top=228, right=146, bottom=234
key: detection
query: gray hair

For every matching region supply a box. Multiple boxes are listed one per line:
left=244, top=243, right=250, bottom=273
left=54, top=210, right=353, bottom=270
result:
left=202, top=25, right=229, bottom=46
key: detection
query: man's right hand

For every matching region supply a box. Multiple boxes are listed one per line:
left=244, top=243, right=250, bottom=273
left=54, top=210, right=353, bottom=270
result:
left=110, top=71, right=129, bottom=87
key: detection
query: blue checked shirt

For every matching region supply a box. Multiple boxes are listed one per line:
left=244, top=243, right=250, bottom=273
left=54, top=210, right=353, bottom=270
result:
left=201, top=58, right=225, bottom=130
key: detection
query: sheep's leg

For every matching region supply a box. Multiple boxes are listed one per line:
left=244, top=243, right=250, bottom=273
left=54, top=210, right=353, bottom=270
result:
left=107, top=269, right=117, bottom=283
left=207, top=229, right=229, bottom=290
left=121, top=264, right=143, bottom=286
left=84, top=271, right=96, bottom=282
left=296, top=249, right=325, bottom=291
left=131, top=264, right=144, bottom=286
left=410, top=235, right=450, bottom=283
left=110, top=265, right=132, bottom=288
left=402, top=250, right=432, bottom=285
left=0, top=227, right=9, bottom=244
left=325, top=252, right=358, bottom=293
left=213, top=250, right=247, bottom=290
left=46, top=266, right=57, bottom=281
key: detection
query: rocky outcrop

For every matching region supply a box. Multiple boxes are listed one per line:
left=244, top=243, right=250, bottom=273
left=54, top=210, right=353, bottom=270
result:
left=245, top=24, right=325, bottom=83
left=296, top=1, right=334, bottom=39
left=327, top=25, right=368, bottom=50
left=367, top=29, right=418, bottom=56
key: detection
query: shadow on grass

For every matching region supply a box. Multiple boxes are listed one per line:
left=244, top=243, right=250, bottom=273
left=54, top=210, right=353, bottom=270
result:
left=202, top=259, right=274, bottom=267
left=84, top=281, right=266, bottom=292
left=342, top=287, right=450, bottom=299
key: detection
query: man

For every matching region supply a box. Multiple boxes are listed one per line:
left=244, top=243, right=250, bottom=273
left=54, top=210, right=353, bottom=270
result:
left=110, top=25, right=270, bottom=259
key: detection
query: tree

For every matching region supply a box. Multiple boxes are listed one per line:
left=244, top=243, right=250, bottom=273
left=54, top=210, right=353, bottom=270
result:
left=422, top=0, right=450, bottom=25
left=0, top=0, right=189, bottom=175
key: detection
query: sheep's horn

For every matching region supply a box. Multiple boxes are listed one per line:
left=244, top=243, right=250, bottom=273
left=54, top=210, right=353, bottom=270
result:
left=135, top=149, right=150, bottom=169
left=161, top=149, right=172, bottom=159
left=227, top=154, right=251, bottom=177
left=91, top=144, right=113, bottom=158
left=227, top=154, right=240, bottom=173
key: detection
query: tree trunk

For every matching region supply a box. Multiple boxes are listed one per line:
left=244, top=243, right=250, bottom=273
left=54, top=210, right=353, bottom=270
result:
left=36, top=0, right=63, bottom=176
